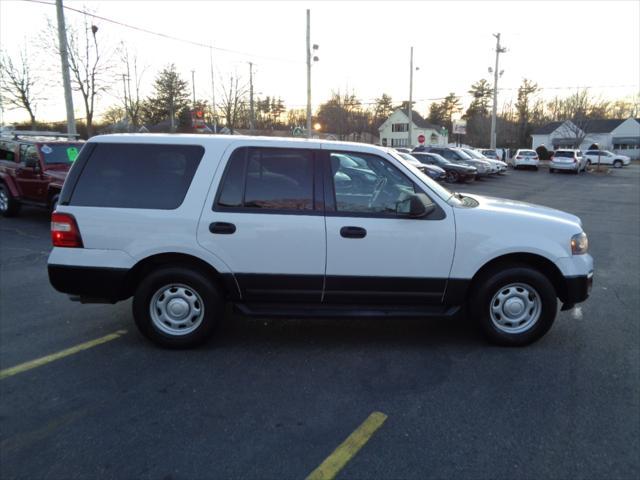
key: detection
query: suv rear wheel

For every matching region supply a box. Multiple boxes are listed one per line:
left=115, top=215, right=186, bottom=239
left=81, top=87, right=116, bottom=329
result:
left=0, top=183, right=21, bottom=217
left=470, top=265, right=557, bottom=346
left=132, top=266, right=224, bottom=348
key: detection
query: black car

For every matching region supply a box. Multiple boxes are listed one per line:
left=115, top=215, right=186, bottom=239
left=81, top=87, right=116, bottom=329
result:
left=411, top=152, right=477, bottom=183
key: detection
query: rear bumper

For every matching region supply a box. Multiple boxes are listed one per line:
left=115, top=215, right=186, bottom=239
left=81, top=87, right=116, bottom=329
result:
left=551, top=161, right=579, bottom=171
left=48, top=264, right=129, bottom=303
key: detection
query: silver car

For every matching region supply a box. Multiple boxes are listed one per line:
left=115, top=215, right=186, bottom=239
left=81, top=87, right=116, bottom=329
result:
left=550, top=149, right=588, bottom=174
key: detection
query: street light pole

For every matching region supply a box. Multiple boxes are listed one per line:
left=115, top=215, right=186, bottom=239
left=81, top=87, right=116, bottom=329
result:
left=249, top=62, right=255, bottom=133
left=408, top=46, right=413, bottom=148
left=209, top=45, right=216, bottom=133
left=306, top=9, right=311, bottom=139
left=191, top=70, right=196, bottom=106
left=55, top=0, right=76, bottom=136
left=490, top=33, right=506, bottom=149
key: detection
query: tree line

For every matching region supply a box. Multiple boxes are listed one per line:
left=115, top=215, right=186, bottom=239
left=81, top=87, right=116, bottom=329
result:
left=1, top=16, right=638, bottom=145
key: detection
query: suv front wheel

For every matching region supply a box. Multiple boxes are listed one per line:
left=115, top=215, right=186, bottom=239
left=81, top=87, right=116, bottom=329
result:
left=470, top=265, right=557, bottom=346
left=132, top=266, right=224, bottom=348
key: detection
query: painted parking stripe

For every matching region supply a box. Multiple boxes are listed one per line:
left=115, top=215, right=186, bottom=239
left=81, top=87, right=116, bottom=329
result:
left=305, top=411, right=388, bottom=480
left=0, top=330, right=127, bottom=380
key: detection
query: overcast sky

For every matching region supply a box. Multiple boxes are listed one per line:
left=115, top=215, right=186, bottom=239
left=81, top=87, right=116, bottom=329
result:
left=1, top=0, right=639, bottom=123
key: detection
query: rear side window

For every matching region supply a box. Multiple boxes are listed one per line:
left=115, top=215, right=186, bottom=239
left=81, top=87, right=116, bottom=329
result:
left=216, top=147, right=314, bottom=211
left=70, top=143, right=203, bottom=209
left=0, top=141, right=17, bottom=161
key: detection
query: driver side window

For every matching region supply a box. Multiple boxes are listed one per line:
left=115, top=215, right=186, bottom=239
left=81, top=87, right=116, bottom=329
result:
left=329, top=152, right=415, bottom=214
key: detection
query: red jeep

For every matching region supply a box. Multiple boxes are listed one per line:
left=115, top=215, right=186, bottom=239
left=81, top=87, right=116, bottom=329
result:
left=0, top=132, right=84, bottom=216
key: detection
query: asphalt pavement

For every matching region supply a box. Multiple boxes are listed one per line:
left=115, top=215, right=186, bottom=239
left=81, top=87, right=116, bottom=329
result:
left=1, top=164, right=639, bottom=479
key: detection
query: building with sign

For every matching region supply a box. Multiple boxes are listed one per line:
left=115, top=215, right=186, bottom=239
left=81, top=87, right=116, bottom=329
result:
left=531, top=117, right=640, bottom=159
left=378, top=109, right=447, bottom=148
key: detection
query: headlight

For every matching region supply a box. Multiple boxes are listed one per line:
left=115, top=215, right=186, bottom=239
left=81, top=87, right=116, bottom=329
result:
left=571, top=232, right=588, bottom=255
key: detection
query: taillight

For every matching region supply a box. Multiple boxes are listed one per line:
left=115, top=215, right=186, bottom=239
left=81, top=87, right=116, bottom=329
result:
left=51, top=212, right=83, bottom=248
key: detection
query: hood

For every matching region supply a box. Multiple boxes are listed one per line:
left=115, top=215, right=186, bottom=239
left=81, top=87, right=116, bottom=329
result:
left=461, top=193, right=582, bottom=228
left=44, top=169, right=68, bottom=183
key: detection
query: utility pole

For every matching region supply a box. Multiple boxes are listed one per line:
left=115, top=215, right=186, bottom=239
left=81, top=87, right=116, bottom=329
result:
left=55, top=0, right=76, bottom=136
left=249, top=62, right=255, bottom=133
left=490, top=33, right=506, bottom=149
left=210, top=45, right=216, bottom=133
left=306, top=9, right=311, bottom=139
left=408, top=46, right=413, bottom=148
left=121, top=73, right=128, bottom=128
left=191, top=70, right=196, bottom=106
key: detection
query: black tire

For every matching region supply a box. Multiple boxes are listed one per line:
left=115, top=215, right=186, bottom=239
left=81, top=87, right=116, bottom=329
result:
left=445, top=170, right=460, bottom=183
left=613, top=160, right=623, bottom=168
left=535, top=166, right=539, bottom=171
left=132, top=266, right=224, bottom=348
left=469, top=265, right=557, bottom=346
left=549, top=168, right=554, bottom=173
left=0, top=183, right=21, bottom=217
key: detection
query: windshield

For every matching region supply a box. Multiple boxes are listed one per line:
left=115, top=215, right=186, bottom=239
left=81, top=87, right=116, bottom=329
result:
left=398, top=152, right=421, bottom=165
left=386, top=149, right=461, bottom=205
left=37, top=143, right=83, bottom=165
left=462, top=148, right=484, bottom=159
left=453, top=149, right=472, bottom=160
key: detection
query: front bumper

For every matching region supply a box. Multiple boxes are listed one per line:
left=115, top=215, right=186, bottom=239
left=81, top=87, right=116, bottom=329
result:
left=563, top=271, right=593, bottom=304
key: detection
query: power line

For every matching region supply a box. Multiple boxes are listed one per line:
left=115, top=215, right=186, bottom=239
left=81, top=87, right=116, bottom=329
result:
left=21, top=0, right=304, bottom=64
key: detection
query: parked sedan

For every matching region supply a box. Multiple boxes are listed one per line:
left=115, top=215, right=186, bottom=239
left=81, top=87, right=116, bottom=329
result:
left=397, top=152, right=446, bottom=181
left=461, top=148, right=506, bottom=174
left=414, top=146, right=491, bottom=177
left=583, top=150, right=631, bottom=168
left=512, top=149, right=540, bottom=170
left=550, top=149, right=587, bottom=174
left=478, top=149, right=500, bottom=160
left=411, top=152, right=477, bottom=183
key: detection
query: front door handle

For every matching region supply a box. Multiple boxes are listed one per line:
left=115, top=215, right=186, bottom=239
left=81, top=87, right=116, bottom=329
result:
left=340, top=226, right=367, bottom=239
left=209, top=222, right=236, bottom=234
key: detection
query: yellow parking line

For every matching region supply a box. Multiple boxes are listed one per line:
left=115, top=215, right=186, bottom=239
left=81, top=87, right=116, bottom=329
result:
left=0, top=330, right=127, bottom=380
left=305, top=411, right=388, bottom=480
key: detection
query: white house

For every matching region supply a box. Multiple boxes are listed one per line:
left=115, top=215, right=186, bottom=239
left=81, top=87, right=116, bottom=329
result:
left=378, top=109, right=447, bottom=148
left=531, top=118, right=640, bottom=159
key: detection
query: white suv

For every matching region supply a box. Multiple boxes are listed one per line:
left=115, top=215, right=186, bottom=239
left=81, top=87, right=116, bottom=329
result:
left=583, top=150, right=630, bottom=168
left=48, top=135, right=593, bottom=348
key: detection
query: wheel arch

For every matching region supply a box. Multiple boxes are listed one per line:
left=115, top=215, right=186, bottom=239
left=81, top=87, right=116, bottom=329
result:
left=469, top=252, right=568, bottom=302
left=122, top=252, right=239, bottom=300
left=0, top=173, right=20, bottom=196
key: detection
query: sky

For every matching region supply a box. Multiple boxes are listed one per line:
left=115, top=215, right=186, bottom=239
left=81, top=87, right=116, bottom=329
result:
left=1, top=0, right=639, bottom=123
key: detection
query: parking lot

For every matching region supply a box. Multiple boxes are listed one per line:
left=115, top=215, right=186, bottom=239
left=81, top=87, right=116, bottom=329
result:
left=1, top=164, right=639, bottom=479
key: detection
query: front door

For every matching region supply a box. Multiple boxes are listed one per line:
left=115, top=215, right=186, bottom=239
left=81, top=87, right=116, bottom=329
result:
left=198, top=143, right=326, bottom=303
left=322, top=149, right=456, bottom=305
left=16, top=145, right=47, bottom=201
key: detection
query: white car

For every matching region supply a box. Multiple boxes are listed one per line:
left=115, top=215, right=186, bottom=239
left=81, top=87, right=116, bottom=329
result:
left=48, top=134, right=593, bottom=348
left=512, top=149, right=540, bottom=170
left=583, top=150, right=630, bottom=168
left=461, top=148, right=506, bottom=174
left=550, top=149, right=588, bottom=174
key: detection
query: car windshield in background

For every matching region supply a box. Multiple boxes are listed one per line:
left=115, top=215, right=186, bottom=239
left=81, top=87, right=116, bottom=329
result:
left=462, top=149, right=483, bottom=159
left=38, top=143, right=83, bottom=164
left=454, top=149, right=472, bottom=160
left=387, top=150, right=454, bottom=203
left=554, top=151, right=575, bottom=158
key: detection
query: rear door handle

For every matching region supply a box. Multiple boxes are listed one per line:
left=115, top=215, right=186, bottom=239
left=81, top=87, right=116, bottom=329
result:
left=209, top=222, right=236, bottom=234
left=340, top=226, right=367, bottom=239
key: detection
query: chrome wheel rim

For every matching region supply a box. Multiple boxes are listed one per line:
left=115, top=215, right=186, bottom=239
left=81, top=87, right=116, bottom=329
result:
left=0, top=190, right=8, bottom=212
left=489, top=283, right=541, bottom=334
left=149, top=283, right=205, bottom=336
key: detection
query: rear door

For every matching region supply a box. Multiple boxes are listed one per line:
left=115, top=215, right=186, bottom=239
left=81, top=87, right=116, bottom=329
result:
left=15, top=144, right=48, bottom=201
left=197, top=143, right=326, bottom=303
left=322, top=148, right=455, bottom=305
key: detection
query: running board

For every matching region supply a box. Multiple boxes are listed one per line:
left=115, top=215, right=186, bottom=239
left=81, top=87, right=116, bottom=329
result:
left=233, top=302, right=460, bottom=318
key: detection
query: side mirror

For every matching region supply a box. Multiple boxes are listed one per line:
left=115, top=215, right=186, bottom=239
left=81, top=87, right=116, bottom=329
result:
left=397, top=192, right=436, bottom=218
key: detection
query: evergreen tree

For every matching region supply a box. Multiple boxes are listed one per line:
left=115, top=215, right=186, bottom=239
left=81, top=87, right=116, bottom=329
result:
left=142, top=64, right=190, bottom=131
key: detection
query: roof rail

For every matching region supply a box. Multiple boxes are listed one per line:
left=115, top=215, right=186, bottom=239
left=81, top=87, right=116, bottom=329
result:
left=5, top=130, right=81, bottom=140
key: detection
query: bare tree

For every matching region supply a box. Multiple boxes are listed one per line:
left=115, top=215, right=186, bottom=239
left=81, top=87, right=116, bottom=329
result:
left=44, top=16, right=114, bottom=137
left=118, top=44, right=146, bottom=130
left=218, top=75, right=248, bottom=134
left=0, top=48, right=43, bottom=127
